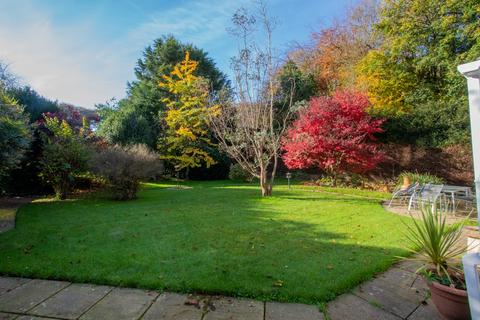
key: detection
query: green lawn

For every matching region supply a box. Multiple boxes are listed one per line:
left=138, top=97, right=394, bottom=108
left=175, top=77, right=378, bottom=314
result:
left=0, top=180, right=411, bottom=304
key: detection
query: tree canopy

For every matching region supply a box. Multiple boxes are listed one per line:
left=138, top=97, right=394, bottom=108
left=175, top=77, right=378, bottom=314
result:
left=8, top=86, right=58, bottom=122
left=284, top=0, right=479, bottom=147
left=0, top=90, right=31, bottom=189
left=357, top=0, right=479, bottom=146
left=282, top=90, right=384, bottom=182
left=97, top=36, right=229, bottom=149
left=158, top=52, right=220, bottom=172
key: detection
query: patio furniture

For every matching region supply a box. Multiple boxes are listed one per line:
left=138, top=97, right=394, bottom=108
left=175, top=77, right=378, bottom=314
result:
left=441, top=185, right=473, bottom=213
left=388, top=182, right=419, bottom=207
left=408, top=184, right=445, bottom=212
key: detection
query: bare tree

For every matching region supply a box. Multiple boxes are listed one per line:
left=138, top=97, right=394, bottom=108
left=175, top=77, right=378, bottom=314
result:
left=210, top=1, right=295, bottom=196
left=0, top=61, right=18, bottom=90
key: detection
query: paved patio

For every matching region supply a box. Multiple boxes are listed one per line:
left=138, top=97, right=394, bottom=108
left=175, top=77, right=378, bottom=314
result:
left=383, top=201, right=475, bottom=224
left=0, top=259, right=440, bottom=320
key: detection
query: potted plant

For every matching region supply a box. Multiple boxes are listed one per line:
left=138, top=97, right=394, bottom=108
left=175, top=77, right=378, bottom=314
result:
left=401, top=174, right=411, bottom=190
left=404, top=205, right=470, bottom=320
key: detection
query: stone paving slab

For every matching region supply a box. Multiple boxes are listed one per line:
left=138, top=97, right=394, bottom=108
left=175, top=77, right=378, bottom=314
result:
left=394, top=259, right=422, bottom=274
left=406, top=302, right=440, bottom=320
left=16, top=316, right=52, bottom=320
left=142, top=293, right=203, bottom=320
left=0, top=312, right=16, bottom=320
left=0, top=277, right=30, bottom=296
left=30, top=283, right=112, bottom=319
left=265, top=302, right=323, bottom=320
left=206, top=297, right=263, bottom=320
left=327, top=294, right=401, bottom=320
left=375, top=267, right=424, bottom=290
left=353, top=277, right=425, bottom=319
left=0, top=273, right=442, bottom=320
left=79, top=287, right=158, bottom=320
left=0, top=279, right=70, bottom=313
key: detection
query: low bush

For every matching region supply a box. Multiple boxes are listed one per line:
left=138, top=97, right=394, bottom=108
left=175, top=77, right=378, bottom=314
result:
left=39, top=116, right=90, bottom=199
left=90, top=144, right=163, bottom=200
left=316, top=173, right=365, bottom=188
left=228, top=163, right=253, bottom=182
left=397, top=171, right=445, bottom=186
left=73, top=172, right=106, bottom=190
left=290, top=171, right=311, bottom=181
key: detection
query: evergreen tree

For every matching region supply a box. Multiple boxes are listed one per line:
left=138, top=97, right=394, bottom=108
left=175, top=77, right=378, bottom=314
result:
left=97, top=36, right=229, bottom=149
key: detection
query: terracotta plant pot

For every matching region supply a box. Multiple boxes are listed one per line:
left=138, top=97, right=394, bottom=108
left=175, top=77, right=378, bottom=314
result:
left=401, top=176, right=411, bottom=190
left=428, top=281, right=470, bottom=320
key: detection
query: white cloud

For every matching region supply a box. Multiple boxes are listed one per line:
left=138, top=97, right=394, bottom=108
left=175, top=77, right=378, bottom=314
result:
left=0, top=0, right=252, bottom=108
left=0, top=1, right=136, bottom=108
left=128, top=0, right=243, bottom=47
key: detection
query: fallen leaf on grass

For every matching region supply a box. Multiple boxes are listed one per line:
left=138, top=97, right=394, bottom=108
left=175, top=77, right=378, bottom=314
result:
left=273, top=280, right=284, bottom=287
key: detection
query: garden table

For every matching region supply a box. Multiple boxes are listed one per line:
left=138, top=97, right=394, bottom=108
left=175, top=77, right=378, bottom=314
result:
left=441, top=185, right=473, bottom=213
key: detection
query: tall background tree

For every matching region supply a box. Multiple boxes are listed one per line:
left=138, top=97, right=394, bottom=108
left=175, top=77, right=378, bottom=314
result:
left=8, top=86, right=58, bottom=122
left=97, top=36, right=230, bottom=179
left=287, top=0, right=380, bottom=96
left=0, top=61, right=79, bottom=195
left=0, top=89, right=31, bottom=191
left=356, top=0, right=480, bottom=146
left=277, top=0, right=479, bottom=185
left=158, top=52, right=220, bottom=175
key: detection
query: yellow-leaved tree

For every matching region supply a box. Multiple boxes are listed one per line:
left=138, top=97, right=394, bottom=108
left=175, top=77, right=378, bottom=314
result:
left=355, top=50, right=416, bottom=117
left=158, top=52, right=219, bottom=175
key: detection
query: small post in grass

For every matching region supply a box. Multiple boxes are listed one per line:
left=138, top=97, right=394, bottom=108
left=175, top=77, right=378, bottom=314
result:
left=286, top=172, right=292, bottom=189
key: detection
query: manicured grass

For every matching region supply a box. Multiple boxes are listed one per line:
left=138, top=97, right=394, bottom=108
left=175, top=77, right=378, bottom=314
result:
left=0, top=180, right=411, bottom=303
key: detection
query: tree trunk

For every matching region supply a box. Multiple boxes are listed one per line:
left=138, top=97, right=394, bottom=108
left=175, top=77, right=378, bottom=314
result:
left=55, top=181, right=68, bottom=200
left=261, top=182, right=272, bottom=196
left=260, top=168, right=273, bottom=197
left=57, top=190, right=67, bottom=200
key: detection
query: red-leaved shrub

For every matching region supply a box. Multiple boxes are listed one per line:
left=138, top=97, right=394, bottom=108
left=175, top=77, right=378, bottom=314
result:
left=282, top=90, right=384, bottom=181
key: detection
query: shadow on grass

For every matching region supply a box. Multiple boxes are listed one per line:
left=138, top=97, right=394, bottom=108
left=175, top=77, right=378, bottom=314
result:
left=279, top=195, right=380, bottom=204
left=0, top=180, right=410, bottom=304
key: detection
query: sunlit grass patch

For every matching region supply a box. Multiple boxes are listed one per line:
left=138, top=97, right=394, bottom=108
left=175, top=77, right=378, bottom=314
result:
left=0, top=180, right=409, bottom=304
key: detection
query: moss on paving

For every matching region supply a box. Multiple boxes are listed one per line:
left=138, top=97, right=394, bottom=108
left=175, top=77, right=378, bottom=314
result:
left=0, top=180, right=411, bottom=304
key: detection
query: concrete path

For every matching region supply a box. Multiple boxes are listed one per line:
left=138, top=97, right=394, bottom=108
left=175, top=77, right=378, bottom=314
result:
left=0, top=259, right=440, bottom=320
left=0, top=197, right=34, bottom=234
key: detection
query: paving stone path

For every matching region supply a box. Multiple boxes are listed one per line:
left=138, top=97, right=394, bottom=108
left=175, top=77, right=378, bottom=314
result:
left=0, top=197, right=35, bottom=234
left=0, top=259, right=440, bottom=320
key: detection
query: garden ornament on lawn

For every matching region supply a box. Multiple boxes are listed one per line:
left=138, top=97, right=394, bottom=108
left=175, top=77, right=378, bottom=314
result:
left=286, top=172, right=292, bottom=189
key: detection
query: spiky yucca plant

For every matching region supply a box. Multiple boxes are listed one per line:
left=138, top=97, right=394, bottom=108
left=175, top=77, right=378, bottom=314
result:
left=404, top=205, right=470, bottom=286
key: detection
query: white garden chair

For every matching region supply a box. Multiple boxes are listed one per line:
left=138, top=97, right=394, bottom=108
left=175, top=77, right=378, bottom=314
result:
left=408, top=184, right=446, bottom=212
left=388, top=182, right=420, bottom=207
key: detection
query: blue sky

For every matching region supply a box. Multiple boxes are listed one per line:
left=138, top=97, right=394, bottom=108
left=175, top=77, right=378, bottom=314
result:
left=0, top=0, right=356, bottom=108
